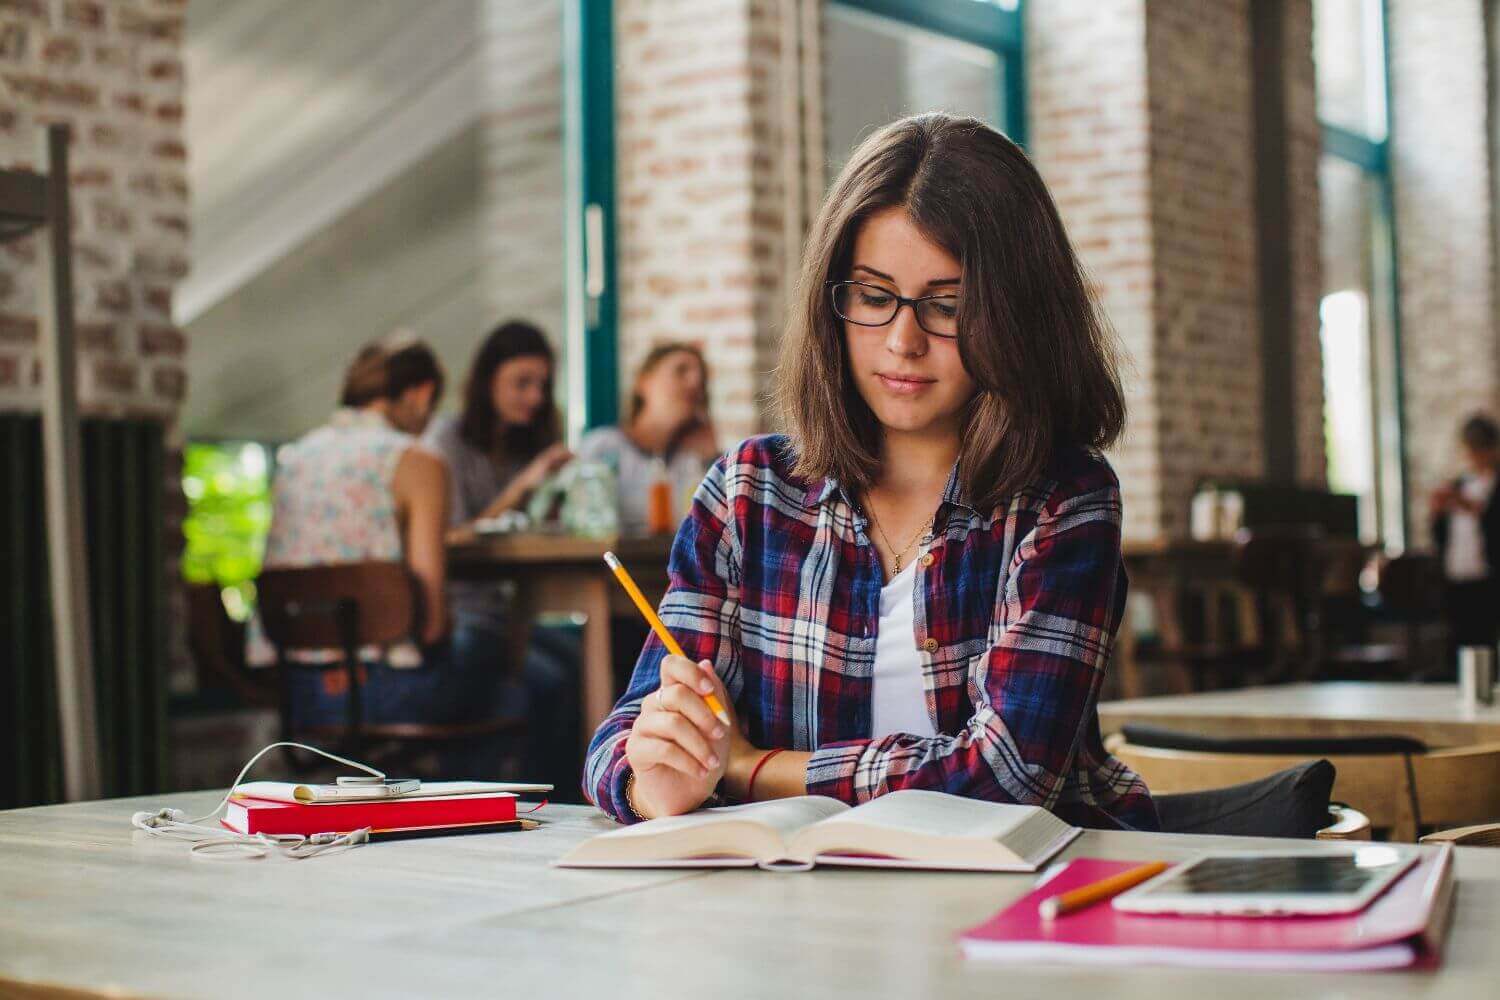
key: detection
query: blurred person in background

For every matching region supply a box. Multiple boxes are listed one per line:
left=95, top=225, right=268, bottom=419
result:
left=575, top=342, right=721, bottom=535
left=422, top=320, right=579, bottom=795
left=1430, top=413, right=1500, bottom=664
left=261, top=336, right=513, bottom=756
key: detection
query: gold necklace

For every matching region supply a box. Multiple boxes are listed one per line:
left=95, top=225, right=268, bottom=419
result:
left=869, top=509, right=933, bottom=574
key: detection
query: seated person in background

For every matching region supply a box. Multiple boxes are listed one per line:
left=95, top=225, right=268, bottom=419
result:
left=1430, top=413, right=1500, bottom=662
left=423, top=320, right=573, bottom=530
left=263, top=336, right=509, bottom=749
left=422, top=320, right=580, bottom=795
left=575, top=342, right=721, bottom=534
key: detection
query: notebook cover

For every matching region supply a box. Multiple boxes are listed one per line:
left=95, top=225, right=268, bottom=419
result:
left=222, top=792, right=517, bottom=835
left=959, top=846, right=1454, bottom=970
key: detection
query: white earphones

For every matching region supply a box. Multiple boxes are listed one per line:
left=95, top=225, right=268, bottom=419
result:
left=130, top=742, right=382, bottom=861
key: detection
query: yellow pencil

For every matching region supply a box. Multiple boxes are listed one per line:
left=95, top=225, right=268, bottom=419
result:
left=603, top=551, right=732, bottom=725
left=1039, top=861, right=1169, bottom=920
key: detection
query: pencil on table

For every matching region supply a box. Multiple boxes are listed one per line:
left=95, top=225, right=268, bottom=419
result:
left=1039, top=861, right=1169, bottom=920
left=603, top=551, right=732, bottom=726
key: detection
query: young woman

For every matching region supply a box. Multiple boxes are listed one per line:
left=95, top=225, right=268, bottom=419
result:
left=575, top=342, right=720, bottom=534
left=424, top=321, right=573, bottom=545
left=1430, top=414, right=1500, bottom=660
left=264, top=337, right=494, bottom=731
left=584, top=114, right=1158, bottom=830
left=422, top=321, right=579, bottom=792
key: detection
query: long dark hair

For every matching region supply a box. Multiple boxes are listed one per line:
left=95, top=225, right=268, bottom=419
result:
left=458, top=320, right=560, bottom=463
left=774, top=113, right=1125, bottom=512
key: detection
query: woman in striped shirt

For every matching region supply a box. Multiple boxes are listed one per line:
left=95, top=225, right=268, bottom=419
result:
left=586, top=114, right=1158, bottom=830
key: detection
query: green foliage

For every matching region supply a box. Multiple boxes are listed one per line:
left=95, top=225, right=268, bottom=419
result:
left=181, top=442, right=271, bottom=621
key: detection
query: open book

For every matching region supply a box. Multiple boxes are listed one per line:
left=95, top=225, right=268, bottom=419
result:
left=558, top=789, right=1080, bottom=872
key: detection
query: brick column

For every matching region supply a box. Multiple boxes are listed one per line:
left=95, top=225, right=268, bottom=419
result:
left=613, top=0, right=818, bottom=444
left=1388, top=0, right=1500, bottom=546
left=1027, top=0, right=1161, bottom=541
left=0, top=0, right=189, bottom=417
left=1031, top=0, right=1322, bottom=542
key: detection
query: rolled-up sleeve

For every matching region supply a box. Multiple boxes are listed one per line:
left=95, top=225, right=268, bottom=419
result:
left=805, top=478, right=1126, bottom=812
left=582, top=454, right=743, bottom=823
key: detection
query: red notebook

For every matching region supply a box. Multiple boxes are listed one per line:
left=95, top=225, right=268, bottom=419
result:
left=223, top=792, right=518, bottom=836
left=959, top=847, right=1455, bottom=971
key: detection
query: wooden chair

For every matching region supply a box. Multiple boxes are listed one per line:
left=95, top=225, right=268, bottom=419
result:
left=257, top=562, right=522, bottom=774
left=1421, top=822, right=1500, bottom=846
left=185, top=583, right=276, bottom=708
left=1109, top=735, right=1500, bottom=842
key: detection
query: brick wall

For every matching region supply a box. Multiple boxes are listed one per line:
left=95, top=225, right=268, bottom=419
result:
left=1388, top=0, right=1500, bottom=546
left=1284, top=0, right=1328, bottom=489
left=0, top=0, right=189, bottom=419
left=1026, top=0, right=1160, bottom=542
left=613, top=0, right=816, bottom=444
left=1146, top=0, right=1263, bottom=540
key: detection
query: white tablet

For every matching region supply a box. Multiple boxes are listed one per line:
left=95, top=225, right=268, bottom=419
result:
left=1111, top=847, right=1419, bottom=917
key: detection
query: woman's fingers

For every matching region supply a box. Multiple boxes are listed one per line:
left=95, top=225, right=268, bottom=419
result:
left=629, top=734, right=706, bottom=779
left=638, top=710, right=718, bottom=772
left=658, top=682, right=726, bottom=741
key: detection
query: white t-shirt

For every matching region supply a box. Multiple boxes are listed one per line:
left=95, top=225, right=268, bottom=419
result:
left=870, top=559, right=937, bottom=739
left=1445, top=471, right=1497, bottom=582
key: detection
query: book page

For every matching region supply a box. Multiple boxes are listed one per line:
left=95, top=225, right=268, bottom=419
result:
left=599, top=796, right=849, bottom=843
left=817, top=789, right=1033, bottom=840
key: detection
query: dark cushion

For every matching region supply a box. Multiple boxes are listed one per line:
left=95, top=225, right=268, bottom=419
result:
left=1154, top=759, right=1336, bottom=839
left=1121, top=723, right=1427, bottom=757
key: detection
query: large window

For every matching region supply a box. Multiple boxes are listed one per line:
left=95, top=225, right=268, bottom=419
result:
left=1315, top=0, right=1404, bottom=548
left=825, top=0, right=1024, bottom=174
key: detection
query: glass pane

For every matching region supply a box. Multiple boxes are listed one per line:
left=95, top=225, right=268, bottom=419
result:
left=1314, top=0, right=1387, bottom=140
left=1319, top=155, right=1403, bottom=547
left=824, top=3, right=1004, bottom=176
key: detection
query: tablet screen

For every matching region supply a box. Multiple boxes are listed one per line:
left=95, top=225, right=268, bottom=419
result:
left=1149, top=849, right=1407, bottom=896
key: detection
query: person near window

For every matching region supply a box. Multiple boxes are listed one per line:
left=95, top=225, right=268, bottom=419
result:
left=574, top=343, right=720, bottom=535
left=1430, top=414, right=1500, bottom=660
left=584, top=114, right=1157, bottom=831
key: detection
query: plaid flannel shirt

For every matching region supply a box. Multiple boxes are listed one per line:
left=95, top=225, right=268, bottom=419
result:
left=584, top=434, right=1158, bottom=831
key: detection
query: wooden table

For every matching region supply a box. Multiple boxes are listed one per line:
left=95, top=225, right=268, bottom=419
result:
left=447, top=532, right=675, bottom=746
left=1099, top=682, right=1500, bottom=747
left=5, top=792, right=1500, bottom=999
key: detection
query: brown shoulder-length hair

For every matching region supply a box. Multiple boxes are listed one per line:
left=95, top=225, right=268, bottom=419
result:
left=340, top=334, right=444, bottom=408
left=775, top=113, right=1125, bottom=512
left=627, top=342, right=711, bottom=451
left=458, top=320, right=561, bottom=464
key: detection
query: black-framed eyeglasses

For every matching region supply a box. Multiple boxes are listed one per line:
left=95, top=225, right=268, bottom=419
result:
left=827, top=280, right=959, bottom=339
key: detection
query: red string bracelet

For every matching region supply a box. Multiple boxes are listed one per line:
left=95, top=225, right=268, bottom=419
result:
left=745, top=748, right=785, bottom=802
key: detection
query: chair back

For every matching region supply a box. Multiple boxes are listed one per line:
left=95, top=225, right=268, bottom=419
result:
left=1377, top=554, right=1445, bottom=620
left=258, top=562, right=419, bottom=652
left=1109, top=736, right=1420, bottom=840
left=1410, top=742, right=1500, bottom=836
left=1110, top=734, right=1500, bottom=842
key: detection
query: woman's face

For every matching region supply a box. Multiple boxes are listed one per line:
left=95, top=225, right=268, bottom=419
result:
left=637, top=349, right=706, bottom=427
left=841, top=207, right=976, bottom=439
left=490, top=355, right=551, bottom=428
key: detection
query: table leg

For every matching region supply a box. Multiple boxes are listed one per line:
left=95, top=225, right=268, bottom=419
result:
left=579, top=575, right=615, bottom=752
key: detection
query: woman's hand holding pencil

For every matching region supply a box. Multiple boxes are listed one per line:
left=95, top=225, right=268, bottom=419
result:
left=606, top=551, right=739, bottom=820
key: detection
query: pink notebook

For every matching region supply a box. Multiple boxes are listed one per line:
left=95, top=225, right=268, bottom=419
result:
left=959, top=847, right=1456, bottom=971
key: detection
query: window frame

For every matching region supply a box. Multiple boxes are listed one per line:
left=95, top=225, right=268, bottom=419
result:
left=1318, top=0, right=1407, bottom=549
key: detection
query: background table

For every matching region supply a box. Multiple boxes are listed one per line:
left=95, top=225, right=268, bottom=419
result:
left=1099, top=682, right=1500, bottom=747
left=448, top=532, right=674, bottom=746
left=4, top=792, right=1499, bottom=999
